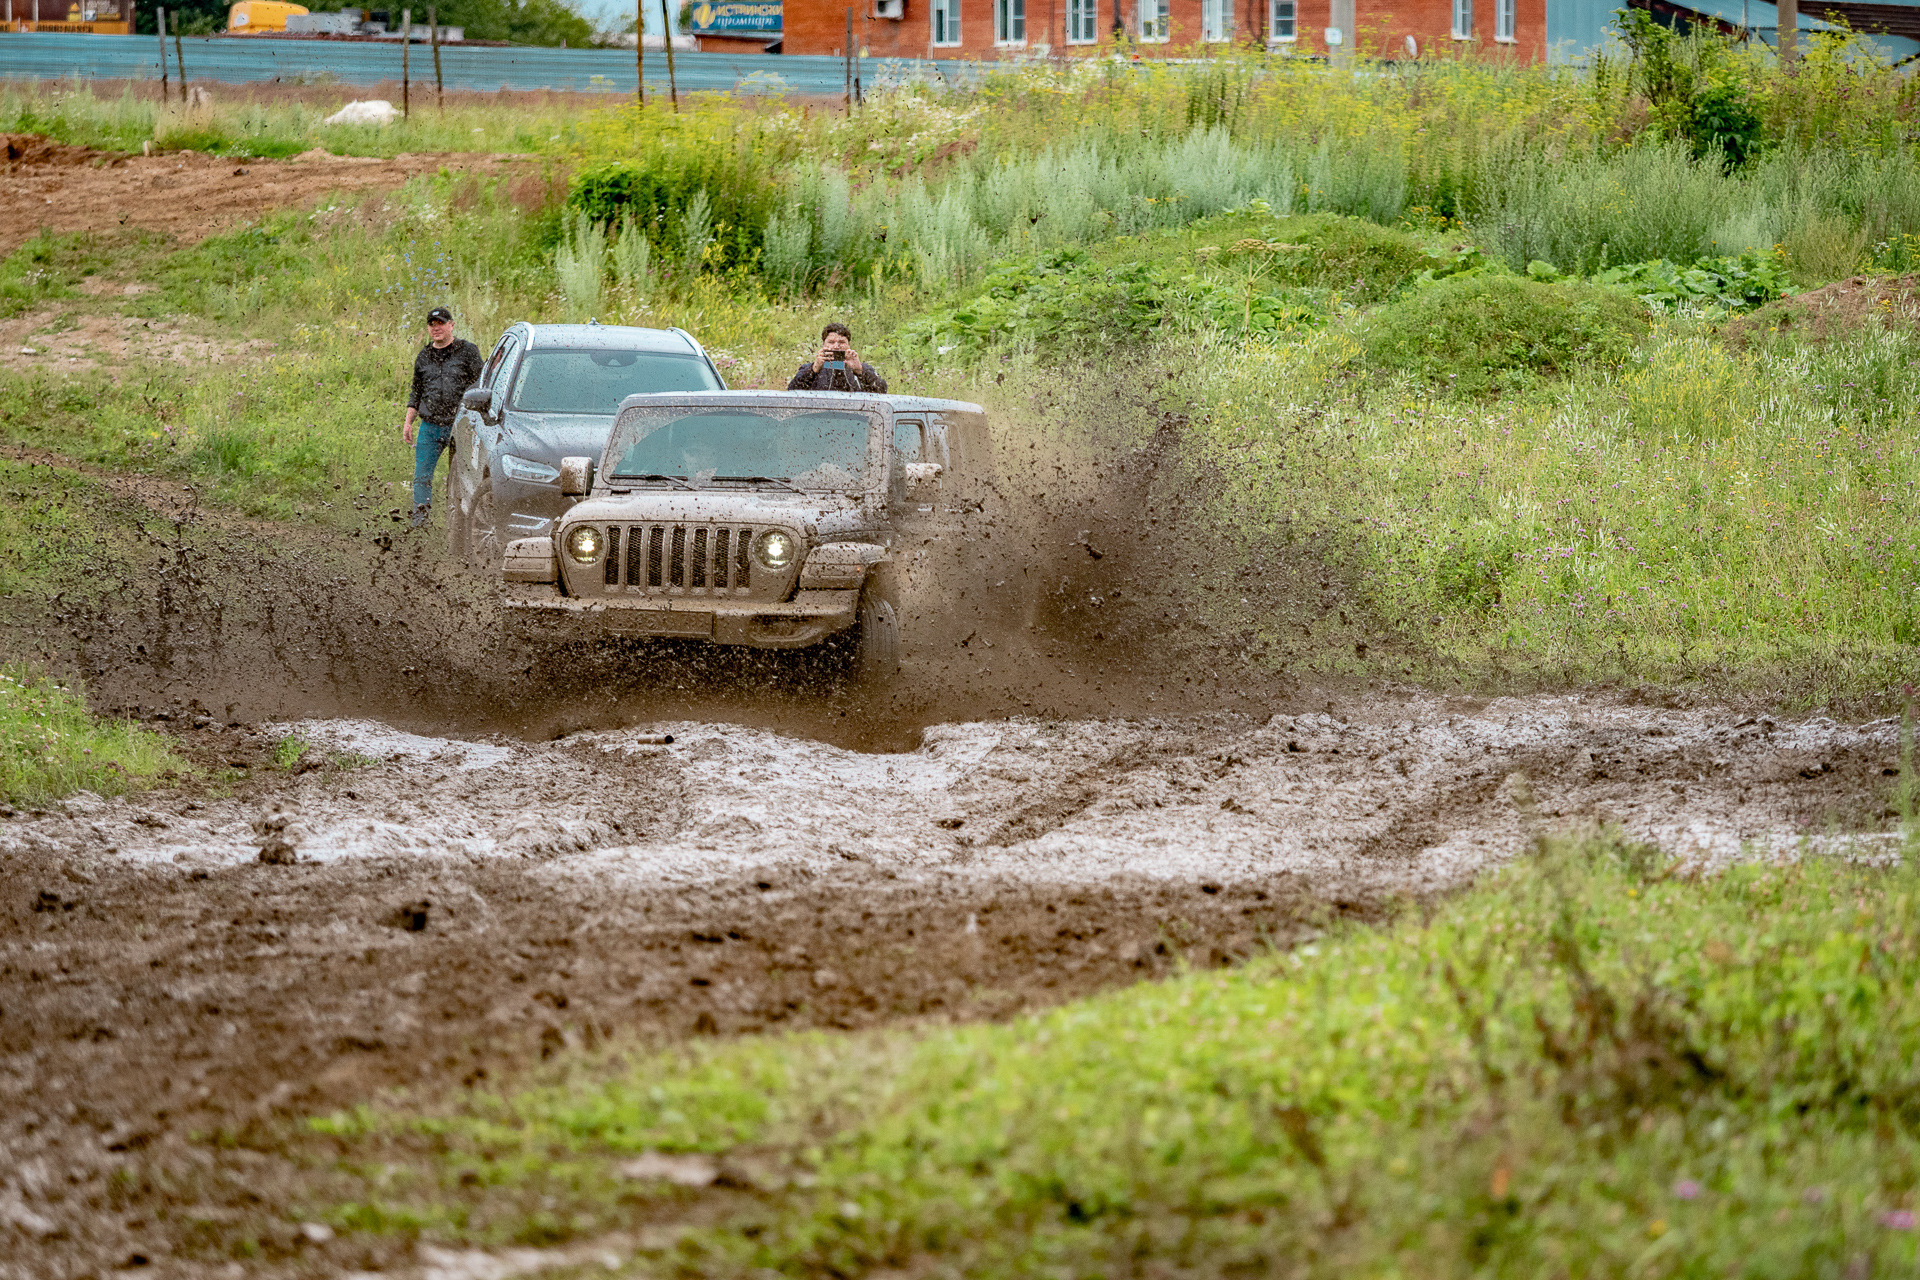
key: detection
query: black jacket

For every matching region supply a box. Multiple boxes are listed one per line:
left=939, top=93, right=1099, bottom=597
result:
left=787, top=360, right=887, bottom=393
left=409, top=338, right=485, bottom=427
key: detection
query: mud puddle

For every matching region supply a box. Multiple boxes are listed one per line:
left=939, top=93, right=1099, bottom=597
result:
left=0, top=696, right=1902, bottom=1275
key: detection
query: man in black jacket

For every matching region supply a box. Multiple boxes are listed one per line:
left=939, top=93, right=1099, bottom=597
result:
left=787, top=322, right=887, bottom=393
left=403, top=306, right=484, bottom=529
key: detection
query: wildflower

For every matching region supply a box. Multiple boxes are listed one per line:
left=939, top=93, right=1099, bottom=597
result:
left=1672, top=1179, right=1702, bottom=1200
left=1881, top=1210, right=1916, bottom=1230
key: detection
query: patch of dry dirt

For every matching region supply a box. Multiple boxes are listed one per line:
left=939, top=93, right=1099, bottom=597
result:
left=1725, top=272, right=1920, bottom=345
left=0, top=135, right=528, bottom=257
left=0, top=699, right=1901, bottom=1277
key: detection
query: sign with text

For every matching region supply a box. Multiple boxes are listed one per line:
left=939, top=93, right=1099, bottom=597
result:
left=690, top=0, right=781, bottom=35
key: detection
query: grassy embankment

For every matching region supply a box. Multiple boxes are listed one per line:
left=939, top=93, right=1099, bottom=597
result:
left=6, top=39, right=1920, bottom=702
left=275, top=824, right=1920, bottom=1276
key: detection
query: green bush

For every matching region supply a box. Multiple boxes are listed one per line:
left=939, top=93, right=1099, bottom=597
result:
left=1258, top=211, right=1448, bottom=300
left=1360, top=275, right=1648, bottom=392
left=569, top=150, right=777, bottom=275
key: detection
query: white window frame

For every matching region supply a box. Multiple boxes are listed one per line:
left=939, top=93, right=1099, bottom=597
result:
left=1201, top=0, right=1232, bottom=40
left=1494, top=0, right=1514, bottom=40
left=931, top=0, right=961, bottom=44
left=1268, top=0, right=1293, bottom=40
left=1139, top=0, right=1169, bottom=40
left=1452, top=0, right=1472, bottom=38
left=995, top=0, right=1025, bottom=44
left=1067, top=0, right=1097, bottom=41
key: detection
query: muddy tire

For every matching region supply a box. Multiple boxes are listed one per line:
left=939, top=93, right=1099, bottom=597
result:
left=848, top=586, right=902, bottom=686
left=464, top=484, right=500, bottom=573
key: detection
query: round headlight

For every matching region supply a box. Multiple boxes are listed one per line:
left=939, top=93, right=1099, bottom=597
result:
left=564, top=525, right=605, bottom=564
left=753, top=529, right=796, bottom=570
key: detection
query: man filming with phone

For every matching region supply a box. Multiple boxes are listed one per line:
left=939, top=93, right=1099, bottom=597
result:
left=787, top=322, right=887, bottom=393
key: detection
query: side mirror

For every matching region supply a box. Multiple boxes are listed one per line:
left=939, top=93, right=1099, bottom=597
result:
left=558, top=456, right=594, bottom=496
left=461, top=387, right=491, bottom=411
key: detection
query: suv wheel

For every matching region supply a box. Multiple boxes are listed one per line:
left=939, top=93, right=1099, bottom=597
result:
left=851, top=587, right=901, bottom=683
left=465, top=485, right=500, bottom=571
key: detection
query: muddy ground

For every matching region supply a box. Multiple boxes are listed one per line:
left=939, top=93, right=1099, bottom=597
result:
left=1, top=131, right=530, bottom=257
left=0, top=694, right=1902, bottom=1278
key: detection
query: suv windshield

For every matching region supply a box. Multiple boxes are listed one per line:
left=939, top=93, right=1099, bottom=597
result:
left=511, top=349, right=721, bottom=414
left=608, top=407, right=876, bottom=491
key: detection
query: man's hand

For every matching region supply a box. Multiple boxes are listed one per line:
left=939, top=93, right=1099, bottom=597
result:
left=844, top=348, right=862, bottom=372
left=402, top=415, right=416, bottom=446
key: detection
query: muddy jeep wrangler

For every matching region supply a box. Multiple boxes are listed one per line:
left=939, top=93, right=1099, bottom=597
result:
left=498, top=390, right=994, bottom=680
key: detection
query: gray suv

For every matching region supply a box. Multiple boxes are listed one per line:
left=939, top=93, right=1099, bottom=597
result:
left=499, top=390, right=995, bottom=681
left=448, top=323, right=726, bottom=568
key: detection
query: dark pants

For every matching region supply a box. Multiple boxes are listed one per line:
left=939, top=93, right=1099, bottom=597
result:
left=413, top=418, right=452, bottom=509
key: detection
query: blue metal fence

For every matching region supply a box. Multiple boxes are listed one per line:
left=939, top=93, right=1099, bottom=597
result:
left=0, top=32, right=975, bottom=94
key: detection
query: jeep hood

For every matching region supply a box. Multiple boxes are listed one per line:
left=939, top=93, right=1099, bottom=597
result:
left=561, top=491, right=872, bottom=537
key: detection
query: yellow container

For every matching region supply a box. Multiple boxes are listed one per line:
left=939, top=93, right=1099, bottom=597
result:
left=227, top=1, right=310, bottom=32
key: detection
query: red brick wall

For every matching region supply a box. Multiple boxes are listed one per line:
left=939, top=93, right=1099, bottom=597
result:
left=782, top=0, right=1545, bottom=62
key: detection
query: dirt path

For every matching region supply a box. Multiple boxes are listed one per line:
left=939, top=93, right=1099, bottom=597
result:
left=0, top=698, right=1899, bottom=1276
left=1, top=133, right=529, bottom=257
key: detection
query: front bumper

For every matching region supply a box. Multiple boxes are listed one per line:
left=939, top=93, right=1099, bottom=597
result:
left=503, top=588, right=858, bottom=649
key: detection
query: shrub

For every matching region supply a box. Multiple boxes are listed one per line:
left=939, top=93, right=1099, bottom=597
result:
left=568, top=142, right=777, bottom=275
left=1360, top=275, right=1648, bottom=391
left=1620, top=334, right=1751, bottom=442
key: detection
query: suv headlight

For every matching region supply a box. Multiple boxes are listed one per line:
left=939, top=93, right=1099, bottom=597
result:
left=564, top=525, right=606, bottom=564
left=499, top=453, right=560, bottom=484
left=752, top=529, right=796, bottom=570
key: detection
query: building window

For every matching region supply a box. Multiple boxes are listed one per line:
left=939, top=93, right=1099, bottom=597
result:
left=1065, top=0, right=1097, bottom=40
left=1452, top=0, right=1472, bottom=36
left=995, top=0, right=1024, bottom=43
left=1495, top=0, right=1514, bottom=39
left=932, top=0, right=960, bottom=44
left=1268, top=0, right=1293, bottom=39
left=1140, top=0, right=1168, bottom=39
left=1201, top=0, right=1232, bottom=40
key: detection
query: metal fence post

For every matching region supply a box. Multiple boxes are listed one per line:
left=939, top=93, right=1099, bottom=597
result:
left=635, top=0, right=645, bottom=106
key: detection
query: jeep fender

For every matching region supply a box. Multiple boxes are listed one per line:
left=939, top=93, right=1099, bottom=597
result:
left=798, top=542, right=888, bottom=591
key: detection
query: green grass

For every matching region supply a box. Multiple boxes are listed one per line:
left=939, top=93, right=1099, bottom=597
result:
left=0, top=82, right=582, bottom=159
left=296, top=826, right=1920, bottom=1275
left=0, top=667, right=185, bottom=806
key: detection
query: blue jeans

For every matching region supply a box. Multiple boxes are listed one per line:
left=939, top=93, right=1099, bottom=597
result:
left=412, top=418, right=453, bottom=509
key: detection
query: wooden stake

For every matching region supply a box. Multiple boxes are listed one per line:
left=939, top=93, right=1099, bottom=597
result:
left=401, top=9, right=411, bottom=118
left=659, top=0, right=678, bottom=111
left=635, top=0, right=645, bottom=106
left=429, top=5, right=444, bottom=110
left=1778, top=0, right=1798, bottom=63
left=156, top=6, right=170, bottom=103
left=844, top=8, right=852, bottom=110
left=173, top=12, right=186, bottom=104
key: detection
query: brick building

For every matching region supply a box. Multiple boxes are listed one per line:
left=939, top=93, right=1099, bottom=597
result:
left=774, top=0, right=1547, bottom=63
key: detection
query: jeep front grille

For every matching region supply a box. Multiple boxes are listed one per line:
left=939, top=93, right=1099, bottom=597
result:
left=611, top=523, right=755, bottom=594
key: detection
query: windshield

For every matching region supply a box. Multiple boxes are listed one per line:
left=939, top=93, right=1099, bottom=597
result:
left=510, top=349, right=721, bottom=414
left=608, top=407, right=877, bottom=491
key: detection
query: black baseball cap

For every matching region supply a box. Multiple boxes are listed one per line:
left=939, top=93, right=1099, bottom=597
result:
left=426, top=306, right=453, bottom=324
